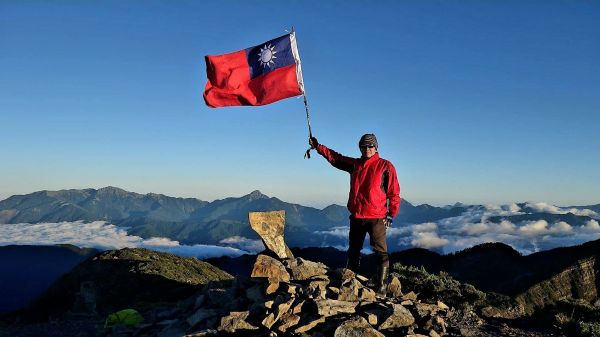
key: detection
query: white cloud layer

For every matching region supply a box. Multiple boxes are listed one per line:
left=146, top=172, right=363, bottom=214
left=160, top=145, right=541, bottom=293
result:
left=313, top=203, right=600, bottom=255
left=2, top=202, right=599, bottom=258
left=526, top=202, right=599, bottom=218
left=0, top=221, right=253, bottom=259
left=401, top=204, right=600, bottom=254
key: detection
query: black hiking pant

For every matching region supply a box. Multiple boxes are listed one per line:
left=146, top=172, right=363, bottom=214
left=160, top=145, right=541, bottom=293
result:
left=346, top=216, right=389, bottom=272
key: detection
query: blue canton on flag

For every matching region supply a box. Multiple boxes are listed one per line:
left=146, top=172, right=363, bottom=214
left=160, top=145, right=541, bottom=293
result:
left=246, top=34, right=296, bottom=80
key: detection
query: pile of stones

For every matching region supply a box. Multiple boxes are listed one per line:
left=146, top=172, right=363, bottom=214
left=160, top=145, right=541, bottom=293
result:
left=179, top=254, right=452, bottom=337
left=174, top=211, right=454, bottom=337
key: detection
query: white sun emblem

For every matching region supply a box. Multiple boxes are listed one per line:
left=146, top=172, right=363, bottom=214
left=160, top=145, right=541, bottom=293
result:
left=258, top=44, right=277, bottom=68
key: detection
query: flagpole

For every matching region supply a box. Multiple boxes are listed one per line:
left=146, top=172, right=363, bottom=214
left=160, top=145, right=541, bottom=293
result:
left=291, top=26, right=314, bottom=159
left=303, top=92, right=314, bottom=159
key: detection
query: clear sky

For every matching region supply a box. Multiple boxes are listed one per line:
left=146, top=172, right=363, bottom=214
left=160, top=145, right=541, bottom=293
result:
left=1, top=1, right=599, bottom=207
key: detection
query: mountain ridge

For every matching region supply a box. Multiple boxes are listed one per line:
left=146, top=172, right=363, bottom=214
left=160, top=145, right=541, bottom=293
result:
left=0, top=187, right=462, bottom=249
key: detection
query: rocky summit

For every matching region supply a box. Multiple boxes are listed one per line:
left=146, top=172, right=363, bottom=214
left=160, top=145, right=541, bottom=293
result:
left=0, top=211, right=574, bottom=337
left=129, top=211, right=450, bottom=337
left=103, top=211, right=559, bottom=337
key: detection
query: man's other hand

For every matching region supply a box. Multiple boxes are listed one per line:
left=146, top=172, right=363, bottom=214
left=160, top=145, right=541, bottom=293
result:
left=385, top=215, right=393, bottom=229
left=309, top=137, right=319, bottom=149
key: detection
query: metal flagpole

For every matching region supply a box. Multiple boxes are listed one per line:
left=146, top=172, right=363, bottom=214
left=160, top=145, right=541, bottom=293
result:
left=289, top=26, right=314, bottom=159
left=303, top=92, right=313, bottom=159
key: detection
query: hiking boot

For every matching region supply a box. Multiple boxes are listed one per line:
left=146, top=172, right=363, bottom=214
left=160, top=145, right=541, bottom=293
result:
left=376, top=265, right=389, bottom=296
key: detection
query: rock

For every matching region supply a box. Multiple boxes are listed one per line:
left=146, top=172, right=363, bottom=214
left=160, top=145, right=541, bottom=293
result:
left=338, top=278, right=362, bottom=302
left=313, top=299, right=357, bottom=317
left=262, top=313, right=277, bottom=329
left=405, top=334, right=429, bottom=337
left=187, top=308, right=218, bottom=327
left=334, top=316, right=385, bottom=337
left=266, top=279, right=281, bottom=295
left=459, top=327, right=478, bottom=337
left=356, top=274, right=369, bottom=283
left=217, top=311, right=258, bottom=333
left=246, top=283, right=265, bottom=302
left=429, top=330, right=442, bottom=337
left=286, top=257, right=329, bottom=280
left=328, top=286, right=341, bottom=296
left=387, top=276, right=402, bottom=297
left=206, top=288, right=234, bottom=308
left=414, top=302, right=439, bottom=318
left=307, top=280, right=329, bottom=299
left=291, top=300, right=305, bottom=314
left=157, top=307, right=182, bottom=319
left=275, top=313, right=302, bottom=333
left=358, top=287, right=377, bottom=302
left=363, top=311, right=379, bottom=325
left=433, top=316, right=447, bottom=334
left=248, top=210, right=294, bottom=259
left=193, top=294, right=206, bottom=309
left=262, top=298, right=295, bottom=329
left=184, top=329, right=218, bottom=336
left=437, top=301, right=449, bottom=310
left=378, top=304, right=416, bottom=330
left=280, top=283, right=298, bottom=295
left=251, top=254, right=290, bottom=282
left=71, top=281, right=97, bottom=314
left=159, top=321, right=188, bottom=337
left=402, top=291, right=418, bottom=301
left=293, top=316, right=326, bottom=334
left=333, top=268, right=357, bottom=283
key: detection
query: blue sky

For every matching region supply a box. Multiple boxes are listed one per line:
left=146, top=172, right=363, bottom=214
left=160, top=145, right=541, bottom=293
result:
left=1, top=1, right=599, bottom=207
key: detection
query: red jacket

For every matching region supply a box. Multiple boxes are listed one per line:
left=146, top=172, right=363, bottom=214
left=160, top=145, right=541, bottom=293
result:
left=316, top=144, right=401, bottom=219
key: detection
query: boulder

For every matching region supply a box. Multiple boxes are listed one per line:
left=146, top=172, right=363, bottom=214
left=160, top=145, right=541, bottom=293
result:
left=275, top=312, right=302, bottom=333
left=403, top=291, right=418, bottom=301
left=217, top=311, right=258, bottom=333
left=414, top=302, right=439, bottom=319
left=333, top=316, right=385, bottom=337
left=248, top=211, right=294, bottom=259
left=293, top=315, right=326, bottom=334
left=307, top=280, right=329, bottom=299
left=186, top=308, right=218, bottom=327
left=358, top=287, right=377, bottom=302
left=286, top=257, right=329, bottom=280
left=251, top=254, right=290, bottom=292
left=313, top=299, right=357, bottom=317
left=378, top=304, right=416, bottom=330
left=429, top=330, right=442, bottom=337
left=338, top=278, right=362, bottom=302
left=387, top=276, right=402, bottom=297
left=262, top=298, right=295, bottom=329
left=363, top=311, right=379, bottom=326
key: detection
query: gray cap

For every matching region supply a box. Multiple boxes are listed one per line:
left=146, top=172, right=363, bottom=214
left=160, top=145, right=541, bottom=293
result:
left=359, top=133, right=378, bottom=149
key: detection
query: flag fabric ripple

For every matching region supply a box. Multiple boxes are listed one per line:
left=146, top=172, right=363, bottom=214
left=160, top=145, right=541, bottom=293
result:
left=203, top=32, right=304, bottom=108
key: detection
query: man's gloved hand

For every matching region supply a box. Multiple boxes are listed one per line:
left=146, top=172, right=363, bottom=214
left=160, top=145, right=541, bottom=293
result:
left=309, top=136, right=319, bottom=149
left=385, top=214, right=393, bottom=229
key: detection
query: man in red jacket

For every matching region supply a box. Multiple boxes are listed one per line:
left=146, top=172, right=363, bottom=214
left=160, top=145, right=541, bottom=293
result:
left=310, top=134, right=401, bottom=295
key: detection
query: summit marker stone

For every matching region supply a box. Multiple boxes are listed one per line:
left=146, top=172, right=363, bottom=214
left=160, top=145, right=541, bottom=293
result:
left=249, top=210, right=294, bottom=259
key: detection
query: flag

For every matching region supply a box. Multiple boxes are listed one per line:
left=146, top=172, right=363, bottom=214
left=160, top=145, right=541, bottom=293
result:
left=203, top=32, right=304, bottom=108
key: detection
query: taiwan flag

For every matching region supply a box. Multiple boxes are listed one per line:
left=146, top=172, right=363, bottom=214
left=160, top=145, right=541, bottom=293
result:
left=203, top=32, right=305, bottom=108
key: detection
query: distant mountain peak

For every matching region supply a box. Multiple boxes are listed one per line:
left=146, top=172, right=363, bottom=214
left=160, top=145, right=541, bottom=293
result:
left=245, top=190, right=269, bottom=200
left=97, top=186, right=128, bottom=193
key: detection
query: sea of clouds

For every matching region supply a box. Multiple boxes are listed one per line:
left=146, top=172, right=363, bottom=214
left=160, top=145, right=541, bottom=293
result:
left=1, top=202, right=599, bottom=257
left=0, top=221, right=265, bottom=259
left=315, top=202, right=600, bottom=255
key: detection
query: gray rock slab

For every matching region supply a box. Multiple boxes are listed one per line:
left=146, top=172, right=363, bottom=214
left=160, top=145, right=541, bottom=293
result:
left=334, top=316, right=385, bottom=337
left=378, top=304, right=416, bottom=330
left=249, top=211, right=294, bottom=259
